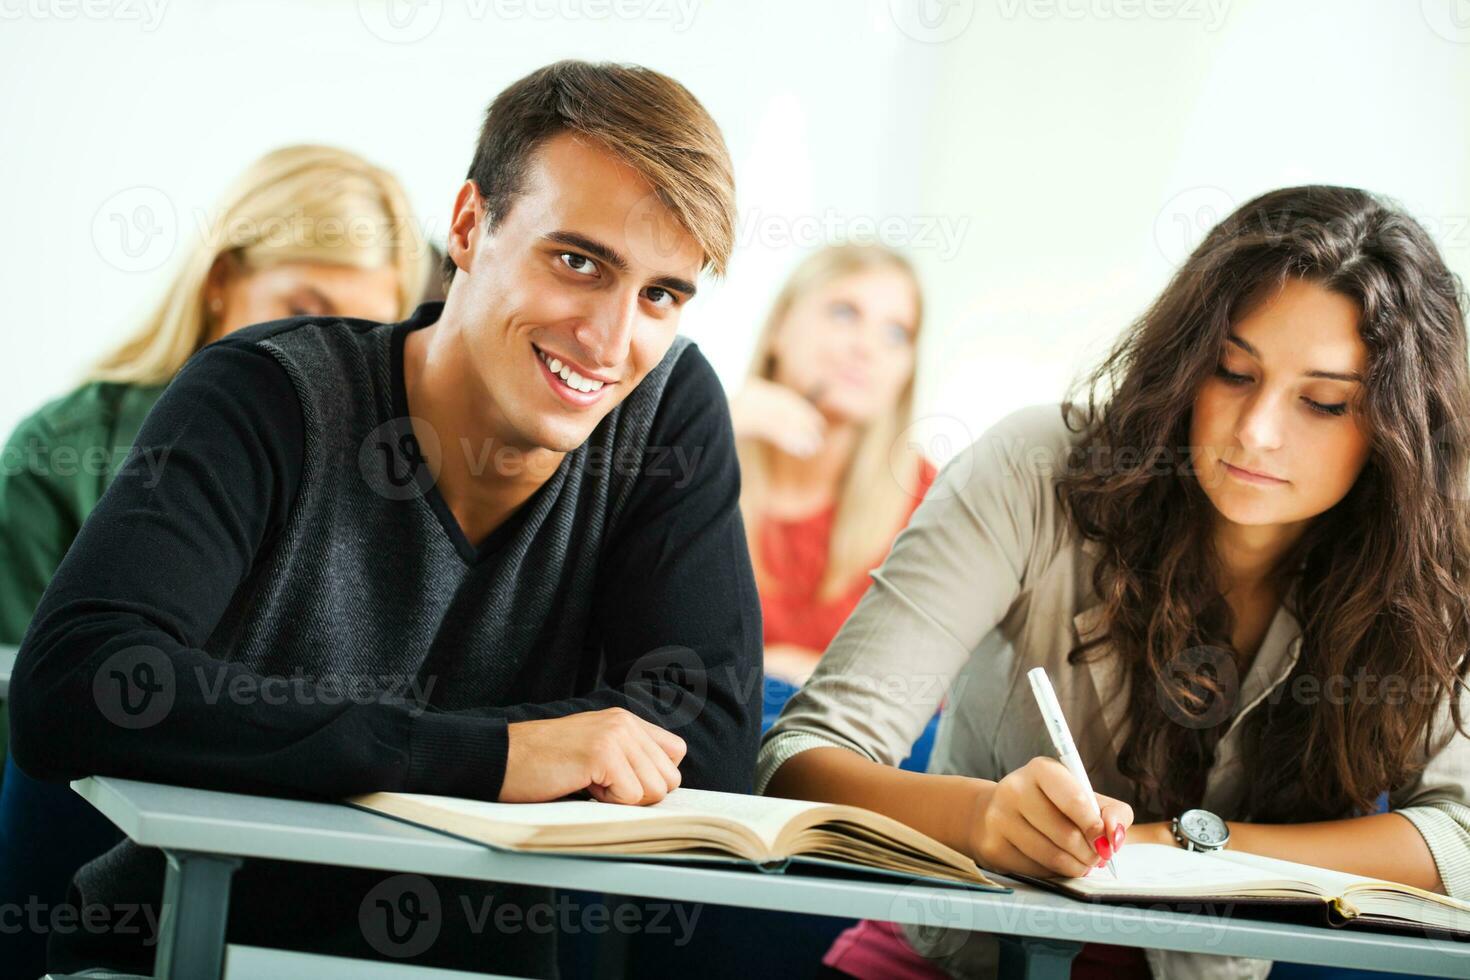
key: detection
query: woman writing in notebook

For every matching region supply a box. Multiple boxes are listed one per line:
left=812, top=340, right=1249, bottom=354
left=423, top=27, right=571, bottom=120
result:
left=759, top=185, right=1470, bottom=980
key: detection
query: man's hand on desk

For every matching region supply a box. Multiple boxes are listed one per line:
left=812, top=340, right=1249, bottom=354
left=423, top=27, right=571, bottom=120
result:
left=501, top=707, right=687, bottom=806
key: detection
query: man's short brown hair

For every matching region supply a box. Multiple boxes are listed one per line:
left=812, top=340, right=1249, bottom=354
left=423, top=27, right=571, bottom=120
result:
left=443, top=60, right=736, bottom=289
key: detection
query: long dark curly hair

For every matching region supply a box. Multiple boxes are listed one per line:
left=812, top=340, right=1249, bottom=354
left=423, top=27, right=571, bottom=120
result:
left=1056, top=185, right=1470, bottom=823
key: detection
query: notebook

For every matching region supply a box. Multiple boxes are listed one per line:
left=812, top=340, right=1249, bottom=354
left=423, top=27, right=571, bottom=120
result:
left=1013, top=843, right=1470, bottom=938
left=347, top=786, right=1008, bottom=892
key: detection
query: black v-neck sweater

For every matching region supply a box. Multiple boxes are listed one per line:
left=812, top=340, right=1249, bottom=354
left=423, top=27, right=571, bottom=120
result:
left=11, top=301, right=762, bottom=975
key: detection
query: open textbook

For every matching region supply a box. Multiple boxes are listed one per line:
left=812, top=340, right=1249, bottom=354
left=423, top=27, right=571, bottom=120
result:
left=347, top=787, right=1007, bottom=892
left=1015, top=843, right=1470, bottom=937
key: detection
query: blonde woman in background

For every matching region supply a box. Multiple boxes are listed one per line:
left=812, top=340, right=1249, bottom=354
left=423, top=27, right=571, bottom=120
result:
left=733, top=244, right=934, bottom=677
left=0, top=143, right=431, bottom=980
left=729, top=244, right=938, bottom=744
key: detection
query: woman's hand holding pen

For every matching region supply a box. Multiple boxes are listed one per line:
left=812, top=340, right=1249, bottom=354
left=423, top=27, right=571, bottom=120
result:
left=964, top=756, right=1133, bottom=879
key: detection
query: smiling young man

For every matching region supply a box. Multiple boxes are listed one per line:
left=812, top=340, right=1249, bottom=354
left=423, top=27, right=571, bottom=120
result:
left=10, top=61, right=761, bottom=975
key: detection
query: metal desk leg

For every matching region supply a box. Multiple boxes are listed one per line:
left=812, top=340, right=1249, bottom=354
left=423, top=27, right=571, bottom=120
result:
left=997, top=935, right=1084, bottom=980
left=153, top=849, right=242, bottom=980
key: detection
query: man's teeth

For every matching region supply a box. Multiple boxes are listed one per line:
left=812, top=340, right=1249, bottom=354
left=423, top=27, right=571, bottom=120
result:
left=538, top=350, right=605, bottom=393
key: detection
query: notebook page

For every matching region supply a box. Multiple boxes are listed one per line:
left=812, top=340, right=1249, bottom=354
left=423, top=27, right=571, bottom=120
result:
left=1210, top=848, right=1371, bottom=895
left=1065, top=843, right=1317, bottom=895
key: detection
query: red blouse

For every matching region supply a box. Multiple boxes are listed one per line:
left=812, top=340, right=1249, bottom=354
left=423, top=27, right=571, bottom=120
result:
left=758, top=458, right=939, bottom=653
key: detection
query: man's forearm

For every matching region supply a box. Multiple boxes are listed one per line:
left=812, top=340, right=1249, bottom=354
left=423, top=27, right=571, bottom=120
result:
left=1132, top=813, right=1444, bottom=893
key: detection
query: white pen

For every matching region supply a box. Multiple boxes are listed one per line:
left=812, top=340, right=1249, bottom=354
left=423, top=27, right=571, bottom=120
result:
left=1026, top=666, right=1119, bottom=879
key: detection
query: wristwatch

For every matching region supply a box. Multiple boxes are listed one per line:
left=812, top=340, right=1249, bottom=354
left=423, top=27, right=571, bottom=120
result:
left=1171, top=808, right=1231, bottom=852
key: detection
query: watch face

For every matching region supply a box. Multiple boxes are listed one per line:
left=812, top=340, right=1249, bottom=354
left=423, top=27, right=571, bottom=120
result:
left=1180, top=809, right=1228, bottom=845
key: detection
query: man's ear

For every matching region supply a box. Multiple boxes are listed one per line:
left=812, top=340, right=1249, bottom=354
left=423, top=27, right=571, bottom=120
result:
left=446, top=180, right=486, bottom=277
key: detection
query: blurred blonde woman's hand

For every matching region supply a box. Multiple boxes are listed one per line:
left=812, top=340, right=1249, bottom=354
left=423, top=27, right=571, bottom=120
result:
left=730, top=377, right=828, bottom=457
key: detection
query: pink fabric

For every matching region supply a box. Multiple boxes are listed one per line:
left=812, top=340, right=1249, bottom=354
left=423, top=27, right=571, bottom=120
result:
left=824, top=916, right=1154, bottom=979
left=822, top=919, right=948, bottom=980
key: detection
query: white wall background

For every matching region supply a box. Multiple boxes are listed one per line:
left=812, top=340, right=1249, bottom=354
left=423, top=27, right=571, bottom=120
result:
left=2, top=0, right=1468, bottom=458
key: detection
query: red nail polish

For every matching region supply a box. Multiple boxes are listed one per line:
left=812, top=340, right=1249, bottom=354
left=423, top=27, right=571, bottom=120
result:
left=1113, top=825, right=1126, bottom=850
left=1094, top=835, right=1112, bottom=860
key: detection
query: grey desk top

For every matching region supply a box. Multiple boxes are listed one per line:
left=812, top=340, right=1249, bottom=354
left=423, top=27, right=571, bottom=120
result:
left=72, top=776, right=1470, bottom=977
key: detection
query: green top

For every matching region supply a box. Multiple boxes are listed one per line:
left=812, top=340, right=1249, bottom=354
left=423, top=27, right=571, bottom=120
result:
left=0, top=380, right=167, bottom=784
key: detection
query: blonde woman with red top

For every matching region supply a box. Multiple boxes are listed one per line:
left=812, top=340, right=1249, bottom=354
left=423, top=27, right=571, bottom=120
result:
left=730, top=244, right=937, bottom=740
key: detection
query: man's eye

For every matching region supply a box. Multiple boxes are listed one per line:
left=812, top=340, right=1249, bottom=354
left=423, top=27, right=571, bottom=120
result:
left=559, top=253, right=599, bottom=277
left=644, top=286, right=677, bottom=310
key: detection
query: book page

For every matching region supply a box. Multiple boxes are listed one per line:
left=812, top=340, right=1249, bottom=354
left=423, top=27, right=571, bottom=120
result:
left=360, top=788, right=829, bottom=847
left=384, top=793, right=682, bottom=827
left=635, top=788, right=831, bottom=844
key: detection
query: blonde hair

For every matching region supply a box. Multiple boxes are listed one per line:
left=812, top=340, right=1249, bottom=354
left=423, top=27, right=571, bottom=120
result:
left=90, top=144, right=430, bottom=385
left=738, top=244, right=926, bottom=602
